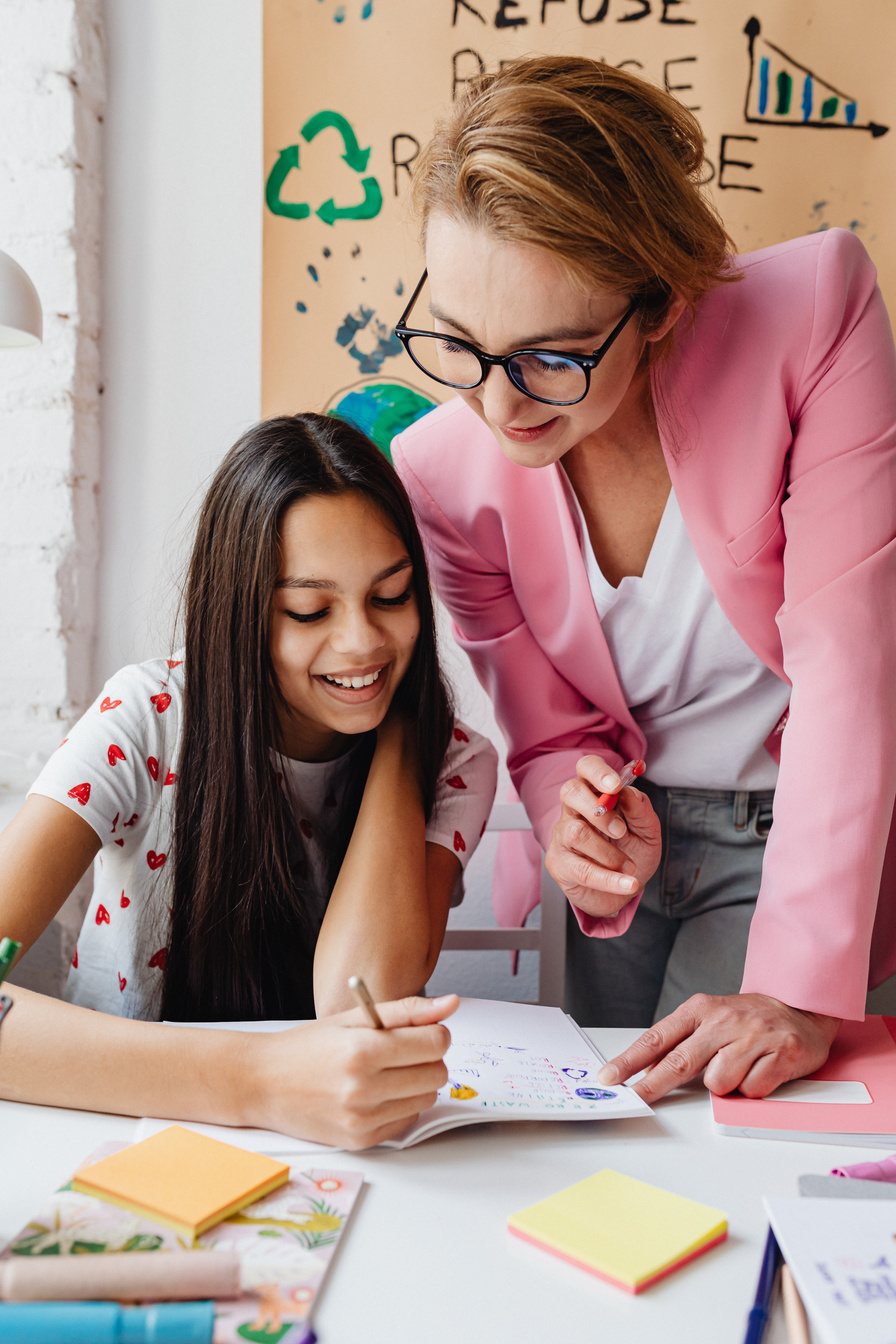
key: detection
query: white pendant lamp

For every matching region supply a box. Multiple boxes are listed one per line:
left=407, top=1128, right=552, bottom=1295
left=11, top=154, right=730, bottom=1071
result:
left=0, top=249, right=42, bottom=347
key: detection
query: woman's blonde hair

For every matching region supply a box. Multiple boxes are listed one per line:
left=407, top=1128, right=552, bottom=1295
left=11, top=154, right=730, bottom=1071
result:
left=411, top=56, right=737, bottom=350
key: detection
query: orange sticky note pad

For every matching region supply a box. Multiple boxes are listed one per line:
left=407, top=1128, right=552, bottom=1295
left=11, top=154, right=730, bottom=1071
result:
left=71, top=1125, right=290, bottom=1244
left=508, top=1168, right=727, bottom=1293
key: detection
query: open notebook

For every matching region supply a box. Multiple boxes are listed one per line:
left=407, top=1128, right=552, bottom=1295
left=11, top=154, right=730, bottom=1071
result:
left=136, top=998, right=652, bottom=1152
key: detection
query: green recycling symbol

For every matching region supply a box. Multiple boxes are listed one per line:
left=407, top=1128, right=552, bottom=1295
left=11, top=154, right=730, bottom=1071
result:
left=265, top=110, right=383, bottom=225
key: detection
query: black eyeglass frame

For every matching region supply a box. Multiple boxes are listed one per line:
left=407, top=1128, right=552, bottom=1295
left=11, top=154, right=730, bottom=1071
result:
left=394, top=269, right=639, bottom=407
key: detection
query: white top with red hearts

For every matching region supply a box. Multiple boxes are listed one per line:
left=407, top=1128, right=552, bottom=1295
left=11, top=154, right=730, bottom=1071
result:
left=28, top=657, right=498, bottom=1020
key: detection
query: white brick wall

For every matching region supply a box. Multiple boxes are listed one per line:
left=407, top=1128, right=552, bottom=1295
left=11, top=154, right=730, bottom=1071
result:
left=0, top=0, right=104, bottom=796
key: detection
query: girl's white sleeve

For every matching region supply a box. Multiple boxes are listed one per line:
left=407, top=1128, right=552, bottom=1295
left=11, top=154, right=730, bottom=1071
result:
left=425, top=721, right=498, bottom=870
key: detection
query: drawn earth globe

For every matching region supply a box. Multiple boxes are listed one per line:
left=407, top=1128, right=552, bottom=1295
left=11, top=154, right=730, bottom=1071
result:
left=326, top=379, right=438, bottom=462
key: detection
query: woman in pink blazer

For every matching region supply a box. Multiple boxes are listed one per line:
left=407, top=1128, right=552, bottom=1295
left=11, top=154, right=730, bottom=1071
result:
left=391, top=56, right=896, bottom=1103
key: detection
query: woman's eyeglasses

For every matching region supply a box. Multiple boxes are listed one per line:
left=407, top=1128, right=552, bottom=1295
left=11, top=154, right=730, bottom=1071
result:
left=394, top=270, right=637, bottom=408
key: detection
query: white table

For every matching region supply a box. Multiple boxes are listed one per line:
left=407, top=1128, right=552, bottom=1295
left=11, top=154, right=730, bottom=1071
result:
left=0, top=1028, right=846, bottom=1344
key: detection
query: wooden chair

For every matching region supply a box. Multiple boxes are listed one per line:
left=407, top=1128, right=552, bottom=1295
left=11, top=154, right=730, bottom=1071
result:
left=441, top=802, right=567, bottom=1007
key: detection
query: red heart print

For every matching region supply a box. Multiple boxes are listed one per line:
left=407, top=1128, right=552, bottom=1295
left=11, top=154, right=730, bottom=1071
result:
left=454, top=830, right=466, bottom=853
left=100, top=697, right=121, bottom=713
left=163, top=769, right=177, bottom=786
left=148, top=947, right=167, bottom=970
left=453, top=727, right=469, bottom=743
left=108, top=744, right=126, bottom=767
left=123, top=813, right=139, bottom=827
left=166, top=659, right=182, bottom=669
left=95, top=904, right=110, bottom=926
left=147, top=757, right=159, bottom=781
left=68, top=782, right=91, bottom=806
left=114, top=838, right=125, bottom=847
left=150, top=692, right=171, bottom=714
left=446, top=775, right=467, bottom=790
left=118, top=973, right=127, bottom=993
left=120, top=892, right=130, bottom=908
left=59, top=738, right=68, bottom=748
left=72, top=947, right=78, bottom=968
left=111, top=811, right=119, bottom=833
left=146, top=851, right=167, bottom=870
left=300, top=819, right=313, bottom=839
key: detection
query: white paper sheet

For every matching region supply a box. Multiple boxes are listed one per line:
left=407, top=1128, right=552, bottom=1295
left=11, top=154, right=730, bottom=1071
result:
left=765, top=1195, right=896, bottom=1344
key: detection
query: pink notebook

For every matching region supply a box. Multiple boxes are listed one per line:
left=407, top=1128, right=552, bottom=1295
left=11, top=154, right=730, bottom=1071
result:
left=712, top=1015, right=896, bottom=1147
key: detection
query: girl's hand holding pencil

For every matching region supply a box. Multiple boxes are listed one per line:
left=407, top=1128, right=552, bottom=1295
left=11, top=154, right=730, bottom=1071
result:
left=245, top=993, right=459, bottom=1151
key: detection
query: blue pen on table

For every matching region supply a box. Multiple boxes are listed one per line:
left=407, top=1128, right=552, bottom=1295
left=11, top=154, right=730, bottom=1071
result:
left=744, top=1225, right=782, bottom=1344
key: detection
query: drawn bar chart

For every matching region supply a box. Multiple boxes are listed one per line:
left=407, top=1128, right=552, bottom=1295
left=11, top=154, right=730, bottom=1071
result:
left=744, top=17, right=888, bottom=137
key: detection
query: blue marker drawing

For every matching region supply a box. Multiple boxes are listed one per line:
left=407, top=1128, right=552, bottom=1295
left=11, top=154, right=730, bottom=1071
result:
left=308, top=264, right=319, bottom=283
left=335, top=304, right=374, bottom=348
left=802, top=75, right=813, bottom=123
left=296, top=301, right=307, bottom=313
left=575, top=1087, right=617, bottom=1101
left=335, top=304, right=403, bottom=374
left=562, top=1068, right=588, bottom=1080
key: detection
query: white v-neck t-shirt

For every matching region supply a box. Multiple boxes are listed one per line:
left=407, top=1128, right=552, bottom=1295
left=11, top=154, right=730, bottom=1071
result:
left=562, top=478, right=790, bottom=791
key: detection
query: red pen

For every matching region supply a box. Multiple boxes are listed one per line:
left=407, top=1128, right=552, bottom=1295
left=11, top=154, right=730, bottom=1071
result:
left=594, top=758, right=646, bottom=817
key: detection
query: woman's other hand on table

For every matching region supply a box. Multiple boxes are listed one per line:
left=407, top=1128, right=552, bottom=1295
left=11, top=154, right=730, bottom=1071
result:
left=248, top=993, right=459, bottom=1150
left=545, top=755, right=662, bottom=918
left=597, top=993, right=841, bottom=1103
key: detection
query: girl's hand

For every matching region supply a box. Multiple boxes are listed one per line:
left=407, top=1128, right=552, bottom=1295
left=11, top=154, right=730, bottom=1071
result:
left=545, top=755, right=662, bottom=918
left=248, top=993, right=458, bottom=1149
left=597, top=993, right=841, bottom=1103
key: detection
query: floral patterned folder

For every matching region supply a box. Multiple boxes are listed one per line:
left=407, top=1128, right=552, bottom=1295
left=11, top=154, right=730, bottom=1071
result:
left=1, top=1141, right=363, bottom=1343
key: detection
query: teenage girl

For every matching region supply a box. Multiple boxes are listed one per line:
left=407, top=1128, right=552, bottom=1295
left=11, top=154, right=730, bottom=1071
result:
left=0, top=413, right=497, bottom=1147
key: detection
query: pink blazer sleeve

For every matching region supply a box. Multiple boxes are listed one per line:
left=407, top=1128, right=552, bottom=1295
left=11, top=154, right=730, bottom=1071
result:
left=735, top=231, right=896, bottom=1018
left=393, top=427, right=642, bottom=938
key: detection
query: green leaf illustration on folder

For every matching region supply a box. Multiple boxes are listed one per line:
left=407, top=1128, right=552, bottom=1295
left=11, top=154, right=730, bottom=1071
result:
left=236, top=1325, right=292, bottom=1343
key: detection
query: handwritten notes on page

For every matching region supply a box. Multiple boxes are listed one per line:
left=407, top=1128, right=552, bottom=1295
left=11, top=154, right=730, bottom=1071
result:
left=382, top=997, right=652, bottom=1147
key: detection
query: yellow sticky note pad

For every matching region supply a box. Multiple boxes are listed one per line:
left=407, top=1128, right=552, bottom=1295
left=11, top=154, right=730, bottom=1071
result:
left=72, top=1125, right=290, bottom=1245
left=508, top=1168, right=727, bottom=1293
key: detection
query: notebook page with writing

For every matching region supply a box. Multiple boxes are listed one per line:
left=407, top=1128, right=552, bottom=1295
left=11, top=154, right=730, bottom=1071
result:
left=136, top=1000, right=651, bottom=1151
left=379, top=997, right=652, bottom=1147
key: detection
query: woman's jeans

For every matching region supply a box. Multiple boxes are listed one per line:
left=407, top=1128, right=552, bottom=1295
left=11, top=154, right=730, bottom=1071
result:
left=564, top=778, right=775, bottom=1028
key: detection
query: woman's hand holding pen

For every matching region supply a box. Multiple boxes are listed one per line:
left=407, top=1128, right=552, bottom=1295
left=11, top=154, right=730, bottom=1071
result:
left=245, top=993, right=459, bottom=1150
left=545, top=755, right=662, bottom=918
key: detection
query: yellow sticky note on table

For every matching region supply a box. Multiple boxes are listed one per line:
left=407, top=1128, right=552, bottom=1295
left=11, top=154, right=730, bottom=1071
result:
left=72, top=1124, right=290, bottom=1245
left=508, top=1168, right=727, bottom=1294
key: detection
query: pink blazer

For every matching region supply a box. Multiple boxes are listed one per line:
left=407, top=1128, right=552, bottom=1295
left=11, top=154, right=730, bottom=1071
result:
left=394, top=228, right=896, bottom=1022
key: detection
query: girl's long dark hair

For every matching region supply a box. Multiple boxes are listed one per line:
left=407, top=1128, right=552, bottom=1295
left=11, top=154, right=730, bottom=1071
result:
left=160, top=413, right=454, bottom=1022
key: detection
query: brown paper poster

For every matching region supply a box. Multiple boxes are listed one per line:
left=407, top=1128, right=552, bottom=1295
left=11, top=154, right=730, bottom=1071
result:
left=262, top=0, right=895, bottom=448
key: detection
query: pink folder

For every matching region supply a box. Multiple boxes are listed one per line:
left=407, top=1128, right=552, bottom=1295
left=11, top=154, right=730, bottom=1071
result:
left=711, top=1015, right=896, bottom=1143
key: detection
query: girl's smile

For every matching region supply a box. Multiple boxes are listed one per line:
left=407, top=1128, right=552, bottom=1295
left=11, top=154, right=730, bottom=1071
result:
left=316, top=661, right=390, bottom=703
